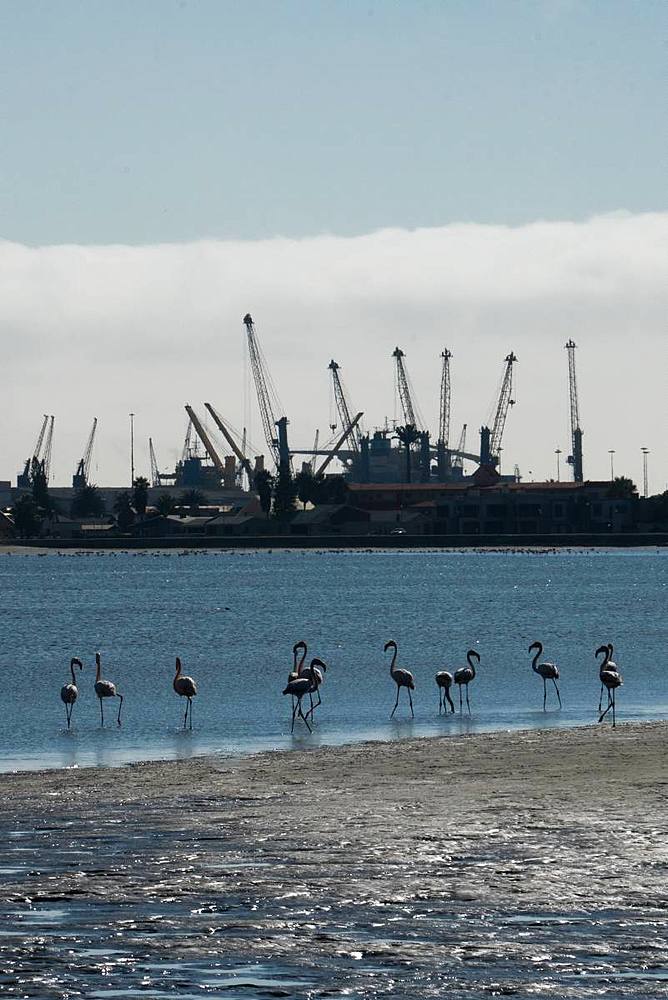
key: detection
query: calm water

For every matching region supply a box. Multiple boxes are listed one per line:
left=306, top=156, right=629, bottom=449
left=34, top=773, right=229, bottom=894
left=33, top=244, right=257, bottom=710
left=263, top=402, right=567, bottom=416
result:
left=0, top=549, right=666, bottom=772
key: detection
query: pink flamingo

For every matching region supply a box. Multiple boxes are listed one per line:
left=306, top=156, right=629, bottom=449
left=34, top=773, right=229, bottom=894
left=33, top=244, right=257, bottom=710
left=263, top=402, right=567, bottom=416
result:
left=528, top=641, right=562, bottom=710
left=60, top=657, right=83, bottom=729
left=384, top=640, right=415, bottom=718
left=283, top=658, right=327, bottom=733
left=94, top=652, right=123, bottom=727
left=454, top=650, right=480, bottom=714
left=435, top=670, right=455, bottom=714
left=173, top=657, right=197, bottom=729
left=596, top=644, right=622, bottom=726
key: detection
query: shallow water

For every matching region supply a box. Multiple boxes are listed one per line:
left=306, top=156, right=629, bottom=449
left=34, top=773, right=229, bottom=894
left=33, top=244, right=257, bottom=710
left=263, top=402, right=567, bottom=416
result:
left=0, top=548, right=666, bottom=772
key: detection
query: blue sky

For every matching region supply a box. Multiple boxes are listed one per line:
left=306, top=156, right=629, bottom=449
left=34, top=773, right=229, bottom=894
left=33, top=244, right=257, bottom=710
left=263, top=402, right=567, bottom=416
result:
left=1, top=0, right=665, bottom=245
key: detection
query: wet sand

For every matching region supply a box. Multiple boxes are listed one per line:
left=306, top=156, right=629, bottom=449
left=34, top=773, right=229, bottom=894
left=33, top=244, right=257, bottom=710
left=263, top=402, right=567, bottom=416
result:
left=1, top=722, right=667, bottom=997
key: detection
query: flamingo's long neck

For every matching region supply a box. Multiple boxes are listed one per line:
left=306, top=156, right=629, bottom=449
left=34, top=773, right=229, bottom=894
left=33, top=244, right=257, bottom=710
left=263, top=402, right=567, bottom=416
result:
left=297, top=646, right=307, bottom=675
left=531, top=645, right=542, bottom=673
left=467, top=652, right=477, bottom=678
left=95, top=657, right=101, bottom=682
left=597, top=648, right=610, bottom=676
left=70, top=661, right=77, bottom=685
left=389, top=645, right=398, bottom=678
left=175, top=659, right=182, bottom=679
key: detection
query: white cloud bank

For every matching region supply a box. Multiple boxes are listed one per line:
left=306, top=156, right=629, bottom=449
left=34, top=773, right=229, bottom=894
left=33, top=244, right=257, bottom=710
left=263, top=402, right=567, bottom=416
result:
left=1, top=211, right=666, bottom=493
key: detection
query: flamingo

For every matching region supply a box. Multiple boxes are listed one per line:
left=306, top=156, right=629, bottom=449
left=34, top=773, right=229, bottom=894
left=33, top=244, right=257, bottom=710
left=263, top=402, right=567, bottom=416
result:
left=596, top=644, right=622, bottom=727
left=454, top=649, right=480, bottom=714
left=435, top=670, right=455, bottom=714
left=173, top=656, right=197, bottom=729
left=283, top=658, right=327, bottom=733
left=60, top=657, right=83, bottom=729
left=384, top=640, right=415, bottom=718
left=528, top=641, right=562, bottom=710
left=94, top=652, right=123, bottom=727
left=287, top=640, right=307, bottom=711
left=304, top=657, right=327, bottom=721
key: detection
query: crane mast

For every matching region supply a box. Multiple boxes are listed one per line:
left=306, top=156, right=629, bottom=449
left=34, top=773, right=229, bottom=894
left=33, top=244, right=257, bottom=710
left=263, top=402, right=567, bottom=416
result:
left=392, top=347, right=422, bottom=430
left=243, top=313, right=290, bottom=474
left=438, top=349, right=452, bottom=448
left=73, top=418, right=98, bottom=488
left=204, top=403, right=253, bottom=481
left=565, top=339, right=583, bottom=482
left=328, top=360, right=362, bottom=455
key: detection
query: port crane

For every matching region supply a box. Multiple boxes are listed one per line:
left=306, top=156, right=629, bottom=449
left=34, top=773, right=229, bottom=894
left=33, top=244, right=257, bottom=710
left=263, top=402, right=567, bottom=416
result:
left=328, top=360, right=363, bottom=456
left=184, top=405, right=227, bottom=478
left=452, top=424, right=467, bottom=472
left=437, top=349, right=452, bottom=480
left=204, top=403, right=253, bottom=482
left=565, top=340, right=583, bottom=482
left=479, top=353, right=517, bottom=467
left=72, top=418, right=98, bottom=489
left=392, top=347, right=424, bottom=431
left=148, top=438, right=162, bottom=488
left=243, top=313, right=290, bottom=475
left=18, top=415, right=55, bottom=488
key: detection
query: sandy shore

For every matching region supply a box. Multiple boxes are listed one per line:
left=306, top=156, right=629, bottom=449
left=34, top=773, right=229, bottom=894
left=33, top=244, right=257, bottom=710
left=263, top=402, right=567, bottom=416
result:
left=1, top=722, right=667, bottom=997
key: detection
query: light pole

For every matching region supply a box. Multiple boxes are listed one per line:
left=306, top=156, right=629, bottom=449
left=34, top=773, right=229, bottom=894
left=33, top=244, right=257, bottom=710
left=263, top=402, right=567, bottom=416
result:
left=130, top=413, right=135, bottom=487
left=608, top=449, right=615, bottom=480
left=555, top=448, right=562, bottom=482
left=641, top=447, right=649, bottom=498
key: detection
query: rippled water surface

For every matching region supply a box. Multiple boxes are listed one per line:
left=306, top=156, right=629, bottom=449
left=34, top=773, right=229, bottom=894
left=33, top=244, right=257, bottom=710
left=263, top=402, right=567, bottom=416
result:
left=0, top=548, right=666, bottom=771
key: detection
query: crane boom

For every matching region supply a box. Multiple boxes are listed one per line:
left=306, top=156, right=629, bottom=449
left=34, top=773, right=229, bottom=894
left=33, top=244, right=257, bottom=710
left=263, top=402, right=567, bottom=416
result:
left=489, top=353, right=517, bottom=459
left=565, top=339, right=583, bottom=482
left=392, top=347, right=423, bottom=430
left=33, top=415, right=49, bottom=462
left=243, top=313, right=290, bottom=472
left=204, top=403, right=253, bottom=480
left=148, top=437, right=160, bottom=487
left=438, top=349, right=452, bottom=449
left=328, top=360, right=362, bottom=454
left=315, top=413, right=363, bottom=477
left=42, top=416, right=55, bottom=482
left=184, top=405, right=226, bottom=474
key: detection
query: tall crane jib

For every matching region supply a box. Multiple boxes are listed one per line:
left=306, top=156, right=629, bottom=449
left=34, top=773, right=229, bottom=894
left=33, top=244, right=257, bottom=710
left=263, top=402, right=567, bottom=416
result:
left=565, top=339, right=583, bottom=482
left=73, top=418, right=98, bottom=489
left=392, top=347, right=421, bottom=430
left=437, top=349, right=452, bottom=481
left=243, top=313, right=290, bottom=475
left=328, top=360, right=362, bottom=455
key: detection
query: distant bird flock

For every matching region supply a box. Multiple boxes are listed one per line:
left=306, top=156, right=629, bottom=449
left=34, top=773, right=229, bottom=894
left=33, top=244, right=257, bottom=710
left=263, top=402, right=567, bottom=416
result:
left=60, top=641, right=624, bottom=731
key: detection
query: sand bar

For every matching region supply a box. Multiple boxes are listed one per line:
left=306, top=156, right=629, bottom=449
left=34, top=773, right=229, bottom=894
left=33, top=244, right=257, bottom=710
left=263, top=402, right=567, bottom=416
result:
left=1, top=722, right=667, bottom=997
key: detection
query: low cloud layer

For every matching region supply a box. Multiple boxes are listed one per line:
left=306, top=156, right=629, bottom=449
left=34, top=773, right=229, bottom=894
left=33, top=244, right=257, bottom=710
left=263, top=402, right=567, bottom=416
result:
left=2, top=211, right=665, bottom=493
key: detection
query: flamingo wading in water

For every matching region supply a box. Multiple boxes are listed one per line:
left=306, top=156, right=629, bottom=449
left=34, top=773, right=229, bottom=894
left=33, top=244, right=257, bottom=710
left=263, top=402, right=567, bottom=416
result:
left=528, top=641, right=562, bottom=710
left=94, top=652, right=123, bottom=726
left=60, top=657, right=83, bottom=729
left=596, top=644, right=622, bottom=727
left=173, top=657, right=197, bottom=729
left=283, top=658, right=327, bottom=733
left=384, top=640, right=415, bottom=718
left=287, top=640, right=307, bottom=711
left=454, top=650, right=480, bottom=714
left=435, top=669, right=455, bottom=714
left=597, top=643, right=619, bottom=713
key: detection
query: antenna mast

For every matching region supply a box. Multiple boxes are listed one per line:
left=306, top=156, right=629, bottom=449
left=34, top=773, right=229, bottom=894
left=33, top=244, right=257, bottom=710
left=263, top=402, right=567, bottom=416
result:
left=565, top=340, right=583, bottom=482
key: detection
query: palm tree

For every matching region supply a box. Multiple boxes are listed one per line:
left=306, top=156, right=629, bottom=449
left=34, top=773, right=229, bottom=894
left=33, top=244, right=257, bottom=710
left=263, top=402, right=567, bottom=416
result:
left=395, top=424, right=419, bottom=483
left=71, top=484, right=106, bottom=518
left=179, top=489, right=205, bottom=512
left=132, top=476, right=150, bottom=516
left=155, top=493, right=177, bottom=516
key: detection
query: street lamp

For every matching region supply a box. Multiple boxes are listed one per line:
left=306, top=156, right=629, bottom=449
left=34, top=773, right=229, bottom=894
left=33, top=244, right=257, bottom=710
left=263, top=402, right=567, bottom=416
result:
left=555, top=448, right=562, bottom=482
left=641, top=447, right=649, bottom=498
left=608, top=449, right=615, bottom=480
left=130, top=413, right=135, bottom=487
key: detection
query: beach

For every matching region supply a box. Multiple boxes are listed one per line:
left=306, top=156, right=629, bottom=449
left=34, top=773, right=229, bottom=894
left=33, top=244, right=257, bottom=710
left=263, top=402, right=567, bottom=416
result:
left=1, top=722, right=667, bottom=997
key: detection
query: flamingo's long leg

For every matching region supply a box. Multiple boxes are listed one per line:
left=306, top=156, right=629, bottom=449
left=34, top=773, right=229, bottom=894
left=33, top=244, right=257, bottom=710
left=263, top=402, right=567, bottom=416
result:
left=183, top=700, right=189, bottom=729
left=458, top=686, right=463, bottom=713
left=390, top=685, right=400, bottom=718
left=612, top=689, right=616, bottom=728
left=297, top=700, right=312, bottom=733
left=99, top=698, right=104, bottom=727
left=446, top=691, right=455, bottom=713
left=116, top=694, right=123, bottom=727
left=543, top=677, right=547, bottom=712
left=465, top=685, right=471, bottom=715
left=552, top=678, right=562, bottom=709
left=438, top=689, right=442, bottom=714
left=408, top=688, right=414, bottom=718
